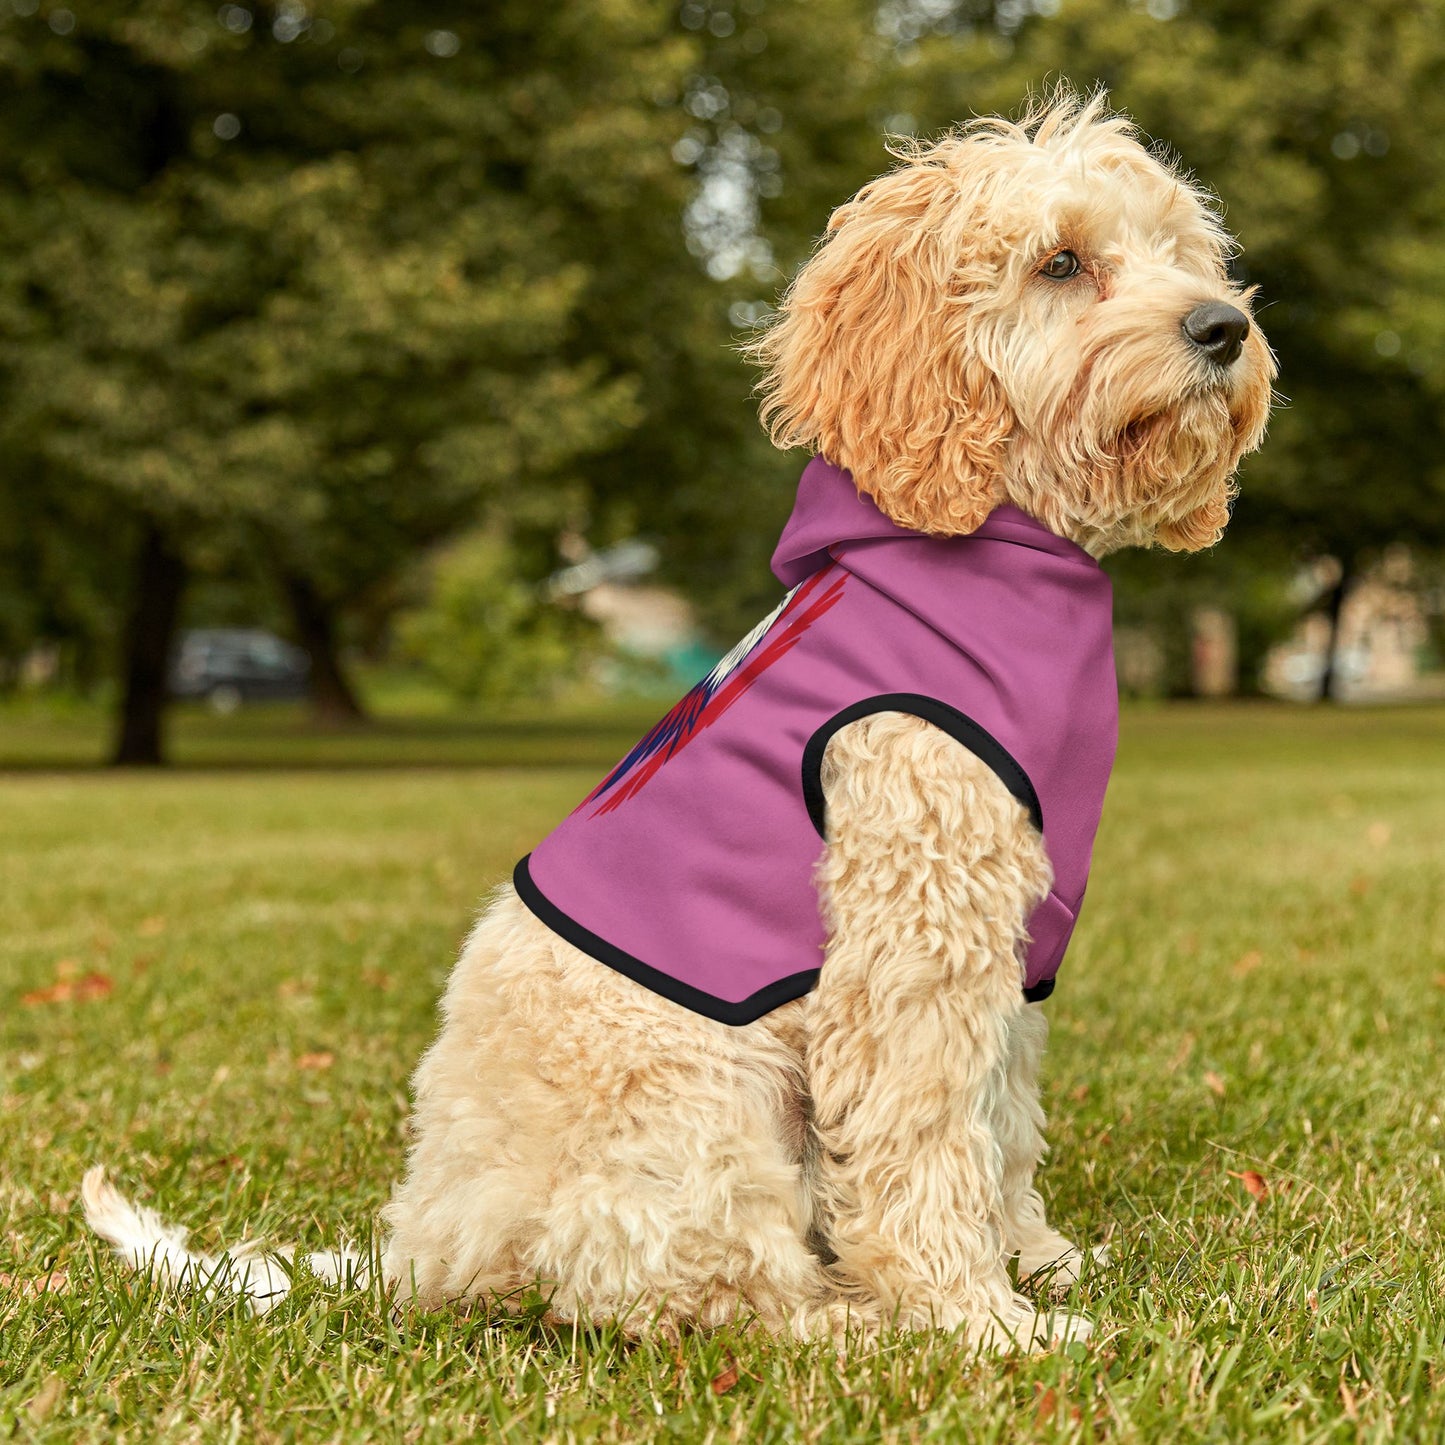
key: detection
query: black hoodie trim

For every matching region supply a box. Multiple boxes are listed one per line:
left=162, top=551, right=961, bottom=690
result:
left=513, top=854, right=821, bottom=1026
left=801, top=693, right=1053, bottom=1005
left=800, top=692, right=1044, bottom=837
left=513, top=692, right=1052, bottom=1024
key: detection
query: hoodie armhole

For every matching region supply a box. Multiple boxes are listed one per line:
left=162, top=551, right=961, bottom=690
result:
left=800, top=693, right=1043, bottom=839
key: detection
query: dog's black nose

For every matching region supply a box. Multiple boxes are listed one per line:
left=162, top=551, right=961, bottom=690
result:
left=1182, top=302, right=1250, bottom=367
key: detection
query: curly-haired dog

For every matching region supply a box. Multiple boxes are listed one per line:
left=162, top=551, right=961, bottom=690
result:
left=85, top=91, right=1273, bottom=1350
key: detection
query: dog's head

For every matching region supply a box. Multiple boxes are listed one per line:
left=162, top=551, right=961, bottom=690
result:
left=751, top=90, right=1275, bottom=554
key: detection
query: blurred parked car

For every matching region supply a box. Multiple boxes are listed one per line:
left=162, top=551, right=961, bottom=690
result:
left=170, top=629, right=310, bottom=712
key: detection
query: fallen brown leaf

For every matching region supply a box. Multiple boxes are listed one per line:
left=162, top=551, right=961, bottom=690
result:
left=1228, top=1169, right=1268, bottom=1201
left=1034, top=1386, right=1058, bottom=1425
left=0, top=1268, right=70, bottom=1299
left=1204, top=1070, right=1227, bottom=1098
left=1232, top=950, right=1263, bottom=977
left=1070, top=1083, right=1090, bottom=1103
left=21, top=972, right=113, bottom=1007
left=1433, top=973, right=1445, bottom=990
left=22, top=983, right=68, bottom=1006
left=295, top=1051, right=334, bottom=1071
left=711, top=1358, right=740, bottom=1396
left=361, top=969, right=394, bottom=992
left=1348, top=875, right=1372, bottom=898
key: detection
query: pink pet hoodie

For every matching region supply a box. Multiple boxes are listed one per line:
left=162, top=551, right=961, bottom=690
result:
left=516, top=456, right=1119, bottom=1025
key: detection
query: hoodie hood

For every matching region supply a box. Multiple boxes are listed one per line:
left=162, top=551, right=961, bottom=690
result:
left=771, top=455, right=1097, bottom=588
left=770, top=454, right=1116, bottom=904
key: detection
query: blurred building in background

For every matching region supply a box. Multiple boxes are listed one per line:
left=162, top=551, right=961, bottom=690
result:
left=548, top=540, right=719, bottom=689
left=1263, top=550, right=1442, bottom=702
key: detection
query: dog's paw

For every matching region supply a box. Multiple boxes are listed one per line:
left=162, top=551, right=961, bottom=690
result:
left=973, top=1295, right=1093, bottom=1353
left=1018, top=1240, right=1110, bottom=1293
left=1033, top=1308, right=1093, bottom=1348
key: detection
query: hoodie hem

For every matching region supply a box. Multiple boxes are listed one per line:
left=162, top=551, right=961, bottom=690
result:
left=513, top=855, right=822, bottom=1027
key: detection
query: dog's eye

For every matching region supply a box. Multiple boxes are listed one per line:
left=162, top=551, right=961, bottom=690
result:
left=1040, top=250, right=1081, bottom=280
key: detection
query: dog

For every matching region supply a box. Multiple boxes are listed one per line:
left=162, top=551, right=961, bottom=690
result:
left=85, top=90, right=1274, bottom=1351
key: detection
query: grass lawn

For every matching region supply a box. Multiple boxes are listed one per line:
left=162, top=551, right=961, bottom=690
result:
left=2, top=701, right=1443, bottom=1442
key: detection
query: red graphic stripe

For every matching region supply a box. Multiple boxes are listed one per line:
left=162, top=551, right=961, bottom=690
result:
left=586, top=570, right=848, bottom=816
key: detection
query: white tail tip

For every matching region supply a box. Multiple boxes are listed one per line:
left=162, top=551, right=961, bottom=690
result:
left=81, top=1166, right=368, bottom=1315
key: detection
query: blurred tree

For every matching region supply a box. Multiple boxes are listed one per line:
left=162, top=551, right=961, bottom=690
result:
left=395, top=530, right=599, bottom=705
left=0, top=451, right=129, bottom=694
left=572, top=0, right=892, bottom=637
left=0, top=1, right=693, bottom=758
left=0, top=0, right=906, bottom=752
left=7, top=0, right=1441, bottom=740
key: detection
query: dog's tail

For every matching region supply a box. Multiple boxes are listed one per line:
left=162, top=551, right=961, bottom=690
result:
left=81, top=1165, right=368, bottom=1315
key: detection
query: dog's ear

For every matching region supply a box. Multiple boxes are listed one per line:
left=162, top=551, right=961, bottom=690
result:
left=749, top=152, right=1012, bottom=536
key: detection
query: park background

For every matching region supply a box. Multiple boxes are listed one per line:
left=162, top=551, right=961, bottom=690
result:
left=2, top=3, right=1444, bottom=1442
left=2, top=0, right=1445, bottom=753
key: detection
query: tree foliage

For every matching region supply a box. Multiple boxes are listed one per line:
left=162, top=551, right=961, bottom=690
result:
left=0, top=1, right=705, bottom=751
left=396, top=532, right=599, bottom=705
left=2, top=0, right=1442, bottom=735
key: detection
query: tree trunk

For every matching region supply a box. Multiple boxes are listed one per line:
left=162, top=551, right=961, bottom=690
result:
left=1317, top=555, right=1355, bottom=703
left=281, top=571, right=367, bottom=725
left=112, top=524, right=187, bottom=766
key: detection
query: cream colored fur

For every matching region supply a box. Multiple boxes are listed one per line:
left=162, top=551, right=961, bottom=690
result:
left=377, top=715, right=1087, bottom=1349
left=84, top=89, right=1273, bottom=1352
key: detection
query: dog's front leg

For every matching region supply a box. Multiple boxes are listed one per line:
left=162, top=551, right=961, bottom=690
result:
left=806, top=713, right=1089, bottom=1350
left=994, top=1006, right=1100, bottom=1289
